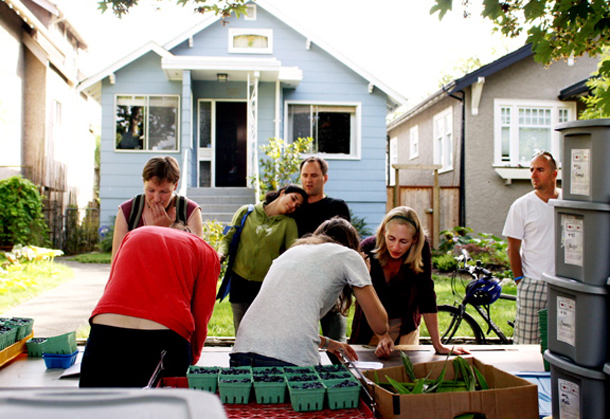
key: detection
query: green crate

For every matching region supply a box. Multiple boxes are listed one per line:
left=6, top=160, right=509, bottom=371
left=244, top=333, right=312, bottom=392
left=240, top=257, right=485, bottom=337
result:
left=324, top=379, right=361, bottom=410
left=283, top=366, right=316, bottom=375
left=4, top=317, right=34, bottom=341
left=25, top=338, right=48, bottom=357
left=253, top=375, right=286, bottom=404
left=218, top=378, right=252, bottom=404
left=252, top=366, right=285, bottom=376
left=0, top=325, right=18, bottom=350
left=187, top=366, right=219, bottom=392
left=288, top=382, right=326, bottom=412
left=42, top=332, right=77, bottom=354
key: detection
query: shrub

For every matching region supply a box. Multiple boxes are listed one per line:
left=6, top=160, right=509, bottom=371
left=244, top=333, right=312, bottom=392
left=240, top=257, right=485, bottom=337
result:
left=98, top=218, right=115, bottom=253
left=0, top=176, right=50, bottom=248
left=350, top=210, right=373, bottom=239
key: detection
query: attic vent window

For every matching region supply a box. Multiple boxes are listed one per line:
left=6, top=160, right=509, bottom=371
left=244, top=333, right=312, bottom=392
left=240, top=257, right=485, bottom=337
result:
left=229, top=28, right=273, bottom=54
left=245, top=4, right=256, bottom=20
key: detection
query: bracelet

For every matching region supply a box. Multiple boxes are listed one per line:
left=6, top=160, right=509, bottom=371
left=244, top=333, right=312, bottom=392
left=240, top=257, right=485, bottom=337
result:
left=514, top=276, right=524, bottom=282
left=322, top=336, right=331, bottom=350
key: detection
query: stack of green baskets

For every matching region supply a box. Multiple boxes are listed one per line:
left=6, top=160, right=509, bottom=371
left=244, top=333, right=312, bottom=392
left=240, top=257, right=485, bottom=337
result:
left=538, top=308, right=549, bottom=371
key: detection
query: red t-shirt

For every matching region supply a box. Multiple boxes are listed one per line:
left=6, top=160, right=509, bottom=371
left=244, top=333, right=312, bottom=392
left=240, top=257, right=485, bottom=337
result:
left=91, top=226, right=219, bottom=364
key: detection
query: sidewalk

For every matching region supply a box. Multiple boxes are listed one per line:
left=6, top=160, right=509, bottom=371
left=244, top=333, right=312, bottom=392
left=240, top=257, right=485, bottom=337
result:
left=1, top=258, right=110, bottom=338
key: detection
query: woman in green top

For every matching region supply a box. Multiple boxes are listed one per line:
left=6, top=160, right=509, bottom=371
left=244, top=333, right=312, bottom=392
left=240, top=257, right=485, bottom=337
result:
left=218, top=184, right=308, bottom=332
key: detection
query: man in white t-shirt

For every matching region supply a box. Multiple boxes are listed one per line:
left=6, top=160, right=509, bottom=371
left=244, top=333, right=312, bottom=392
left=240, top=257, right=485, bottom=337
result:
left=503, top=151, right=561, bottom=344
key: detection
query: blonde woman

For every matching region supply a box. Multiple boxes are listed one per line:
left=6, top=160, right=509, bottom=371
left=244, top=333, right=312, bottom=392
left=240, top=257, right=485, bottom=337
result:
left=350, top=206, right=469, bottom=357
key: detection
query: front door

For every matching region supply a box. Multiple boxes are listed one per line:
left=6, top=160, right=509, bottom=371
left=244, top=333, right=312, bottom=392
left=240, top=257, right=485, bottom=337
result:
left=197, top=100, right=247, bottom=187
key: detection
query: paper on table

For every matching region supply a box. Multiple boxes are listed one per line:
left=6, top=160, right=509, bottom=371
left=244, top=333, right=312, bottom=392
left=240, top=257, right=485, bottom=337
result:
left=352, top=361, right=384, bottom=370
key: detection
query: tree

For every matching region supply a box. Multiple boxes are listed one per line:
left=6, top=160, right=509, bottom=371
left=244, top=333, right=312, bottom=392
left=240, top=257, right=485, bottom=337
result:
left=431, top=0, right=610, bottom=117
left=98, top=0, right=247, bottom=21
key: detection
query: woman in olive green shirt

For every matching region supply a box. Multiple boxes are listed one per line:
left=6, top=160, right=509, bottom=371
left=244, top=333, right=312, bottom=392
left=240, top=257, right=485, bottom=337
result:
left=218, top=184, right=307, bottom=332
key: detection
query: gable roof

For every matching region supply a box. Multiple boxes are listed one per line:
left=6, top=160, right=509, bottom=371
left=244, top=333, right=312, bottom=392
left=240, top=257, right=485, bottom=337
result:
left=78, top=0, right=407, bottom=107
left=388, top=44, right=533, bottom=129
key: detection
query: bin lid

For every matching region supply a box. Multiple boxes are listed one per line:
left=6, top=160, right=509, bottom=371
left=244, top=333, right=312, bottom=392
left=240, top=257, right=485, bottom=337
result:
left=556, top=118, right=610, bottom=131
left=544, top=350, right=607, bottom=380
left=541, top=273, right=608, bottom=295
left=0, top=388, right=226, bottom=419
left=549, top=199, right=610, bottom=212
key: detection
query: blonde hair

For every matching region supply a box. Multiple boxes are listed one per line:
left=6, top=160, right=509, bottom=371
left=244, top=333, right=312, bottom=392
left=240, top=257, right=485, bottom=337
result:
left=373, top=206, right=427, bottom=274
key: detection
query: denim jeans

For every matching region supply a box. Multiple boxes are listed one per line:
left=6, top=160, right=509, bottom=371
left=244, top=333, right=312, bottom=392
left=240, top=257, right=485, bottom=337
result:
left=229, top=352, right=297, bottom=368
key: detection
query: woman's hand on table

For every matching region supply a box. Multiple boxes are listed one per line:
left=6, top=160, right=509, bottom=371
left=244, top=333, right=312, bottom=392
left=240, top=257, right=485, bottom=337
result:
left=327, top=340, right=358, bottom=362
left=375, top=333, right=394, bottom=358
left=433, top=344, right=470, bottom=356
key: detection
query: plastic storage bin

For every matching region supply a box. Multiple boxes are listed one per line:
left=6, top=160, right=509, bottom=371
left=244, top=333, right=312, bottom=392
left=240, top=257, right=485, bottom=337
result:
left=186, top=366, right=219, bottom=392
left=551, top=200, right=610, bottom=286
left=556, top=119, right=610, bottom=203
left=43, top=350, right=78, bottom=369
left=542, top=273, right=609, bottom=368
left=544, top=350, right=609, bottom=419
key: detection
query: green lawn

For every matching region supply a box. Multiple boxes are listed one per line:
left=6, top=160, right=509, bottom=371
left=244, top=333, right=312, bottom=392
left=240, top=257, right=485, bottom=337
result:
left=207, top=274, right=517, bottom=340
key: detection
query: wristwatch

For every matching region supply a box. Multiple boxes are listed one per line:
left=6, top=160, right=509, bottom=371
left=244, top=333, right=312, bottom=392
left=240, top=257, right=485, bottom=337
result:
left=322, top=336, right=331, bottom=350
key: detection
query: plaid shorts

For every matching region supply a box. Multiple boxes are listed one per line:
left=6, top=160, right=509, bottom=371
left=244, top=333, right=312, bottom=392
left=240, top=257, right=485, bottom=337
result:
left=514, top=277, right=548, bottom=344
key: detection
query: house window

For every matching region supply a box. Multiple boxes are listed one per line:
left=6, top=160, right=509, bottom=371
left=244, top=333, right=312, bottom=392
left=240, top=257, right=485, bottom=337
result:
left=433, top=108, right=453, bottom=172
left=286, top=103, right=360, bottom=158
left=245, top=4, right=257, bottom=20
left=409, top=125, right=419, bottom=159
left=53, top=100, right=62, bottom=127
left=115, top=95, right=180, bottom=151
left=229, top=28, right=273, bottom=54
left=494, top=99, right=574, bottom=166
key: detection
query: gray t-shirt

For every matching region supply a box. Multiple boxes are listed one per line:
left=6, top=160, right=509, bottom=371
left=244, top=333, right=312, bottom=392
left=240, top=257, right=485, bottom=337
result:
left=231, top=242, right=372, bottom=366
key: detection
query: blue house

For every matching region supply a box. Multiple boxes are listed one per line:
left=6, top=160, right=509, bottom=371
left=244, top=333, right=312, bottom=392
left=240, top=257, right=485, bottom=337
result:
left=79, top=1, right=406, bottom=229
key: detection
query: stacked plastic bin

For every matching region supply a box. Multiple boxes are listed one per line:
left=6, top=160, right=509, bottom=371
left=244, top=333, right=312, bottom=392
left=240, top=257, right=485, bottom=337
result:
left=542, top=119, right=610, bottom=419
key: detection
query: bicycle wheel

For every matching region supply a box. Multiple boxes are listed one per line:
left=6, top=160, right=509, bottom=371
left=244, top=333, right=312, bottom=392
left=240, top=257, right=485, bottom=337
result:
left=437, top=305, right=485, bottom=345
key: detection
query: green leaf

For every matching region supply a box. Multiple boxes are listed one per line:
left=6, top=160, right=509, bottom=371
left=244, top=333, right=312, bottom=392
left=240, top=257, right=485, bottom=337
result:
left=386, top=376, right=412, bottom=394
left=429, top=0, right=453, bottom=20
left=401, top=351, right=417, bottom=382
left=473, top=365, right=489, bottom=390
left=523, top=0, right=546, bottom=21
left=411, top=378, right=426, bottom=394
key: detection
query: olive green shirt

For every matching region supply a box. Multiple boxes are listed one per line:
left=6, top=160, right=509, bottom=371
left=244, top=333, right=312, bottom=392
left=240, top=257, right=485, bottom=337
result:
left=219, top=203, right=298, bottom=282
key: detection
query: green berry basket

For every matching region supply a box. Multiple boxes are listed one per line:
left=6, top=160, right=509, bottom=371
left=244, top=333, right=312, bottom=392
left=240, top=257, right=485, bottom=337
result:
left=218, top=377, right=252, bottom=404
left=219, top=366, right=252, bottom=379
left=324, top=378, right=361, bottom=410
left=283, top=366, right=317, bottom=376
left=288, top=381, right=326, bottom=412
left=285, top=373, right=320, bottom=383
left=42, top=331, right=77, bottom=354
left=0, top=325, right=18, bottom=350
left=4, top=317, right=34, bottom=341
left=251, top=366, right=285, bottom=376
left=25, top=337, right=48, bottom=357
left=186, top=366, right=219, bottom=392
left=253, top=374, right=286, bottom=404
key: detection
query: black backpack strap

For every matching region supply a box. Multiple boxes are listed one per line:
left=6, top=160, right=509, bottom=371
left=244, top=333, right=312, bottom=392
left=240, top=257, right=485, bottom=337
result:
left=175, top=195, right=188, bottom=224
left=127, top=194, right=145, bottom=231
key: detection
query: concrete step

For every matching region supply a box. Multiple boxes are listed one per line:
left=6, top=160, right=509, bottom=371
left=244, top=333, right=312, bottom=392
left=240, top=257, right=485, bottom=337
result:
left=187, top=187, right=256, bottom=223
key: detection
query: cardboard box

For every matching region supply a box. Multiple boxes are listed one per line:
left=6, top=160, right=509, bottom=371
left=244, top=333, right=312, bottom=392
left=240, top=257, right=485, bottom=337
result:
left=363, top=357, right=538, bottom=419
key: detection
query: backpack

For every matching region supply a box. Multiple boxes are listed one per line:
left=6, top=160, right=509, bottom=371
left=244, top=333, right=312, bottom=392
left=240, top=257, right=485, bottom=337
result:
left=127, top=194, right=189, bottom=231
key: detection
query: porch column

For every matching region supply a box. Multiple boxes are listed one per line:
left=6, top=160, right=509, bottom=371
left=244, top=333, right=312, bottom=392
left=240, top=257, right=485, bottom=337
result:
left=247, top=71, right=260, bottom=201
left=180, top=70, right=192, bottom=195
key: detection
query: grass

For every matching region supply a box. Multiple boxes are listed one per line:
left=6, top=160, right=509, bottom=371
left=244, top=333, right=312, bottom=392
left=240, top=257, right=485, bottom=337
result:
left=207, top=274, right=517, bottom=340
left=0, top=259, right=74, bottom=313
left=69, top=252, right=111, bottom=264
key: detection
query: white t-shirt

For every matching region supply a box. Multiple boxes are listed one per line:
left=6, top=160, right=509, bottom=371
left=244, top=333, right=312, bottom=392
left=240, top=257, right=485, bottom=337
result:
left=231, top=242, right=372, bottom=366
left=502, top=190, right=561, bottom=280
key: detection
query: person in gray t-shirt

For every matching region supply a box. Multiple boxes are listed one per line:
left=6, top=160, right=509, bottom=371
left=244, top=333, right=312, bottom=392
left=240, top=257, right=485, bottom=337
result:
left=230, top=217, right=393, bottom=367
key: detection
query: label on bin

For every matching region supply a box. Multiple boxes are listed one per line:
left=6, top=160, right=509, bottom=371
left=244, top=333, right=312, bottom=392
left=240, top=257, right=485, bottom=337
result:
left=558, top=379, right=579, bottom=419
left=570, top=149, right=590, bottom=196
left=557, top=296, right=576, bottom=346
left=562, top=216, right=584, bottom=267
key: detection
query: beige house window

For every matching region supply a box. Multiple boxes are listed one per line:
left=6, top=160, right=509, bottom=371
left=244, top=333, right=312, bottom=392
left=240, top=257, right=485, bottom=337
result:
left=409, top=125, right=419, bottom=159
left=433, top=107, right=453, bottom=172
left=229, top=28, right=273, bottom=54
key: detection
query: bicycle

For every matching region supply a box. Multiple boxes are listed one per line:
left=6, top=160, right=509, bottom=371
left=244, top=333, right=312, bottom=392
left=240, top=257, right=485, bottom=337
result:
left=437, top=249, right=516, bottom=345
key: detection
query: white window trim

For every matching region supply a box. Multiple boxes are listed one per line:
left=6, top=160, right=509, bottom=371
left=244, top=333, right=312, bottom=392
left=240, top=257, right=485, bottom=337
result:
left=493, top=98, right=575, bottom=167
left=113, top=94, right=181, bottom=153
left=228, top=28, right=273, bottom=54
left=245, top=4, right=257, bottom=20
left=283, top=100, right=362, bottom=160
left=433, top=107, right=453, bottom=173
left=409, top=125, right=419, bottom=160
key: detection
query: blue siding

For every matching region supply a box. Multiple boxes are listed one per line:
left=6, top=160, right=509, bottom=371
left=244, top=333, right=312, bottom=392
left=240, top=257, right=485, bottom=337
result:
left=99, top=6, right=391, bottom=232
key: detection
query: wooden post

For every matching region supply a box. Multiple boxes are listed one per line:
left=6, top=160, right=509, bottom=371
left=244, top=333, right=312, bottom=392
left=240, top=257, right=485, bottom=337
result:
left=391, top=164, right=443, bottom=248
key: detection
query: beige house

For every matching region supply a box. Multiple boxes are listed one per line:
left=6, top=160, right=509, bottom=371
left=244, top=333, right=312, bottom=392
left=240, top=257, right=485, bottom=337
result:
left=0, top=0, right=99, bottom=245
left=387, top=44, right=599, bottom=240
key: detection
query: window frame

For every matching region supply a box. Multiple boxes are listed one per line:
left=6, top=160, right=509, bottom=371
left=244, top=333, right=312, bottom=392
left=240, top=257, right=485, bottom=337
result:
left=228, top=28, right=273, bottom=54
left=114, top=94, right=181, bottom=153
left=284, top=100, right=362, bottom=160
left=433, top=107, right=453, bottom=173
left=409, top=125, right=419, bottom=160
left=493, top=98, right=575, bottom=167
